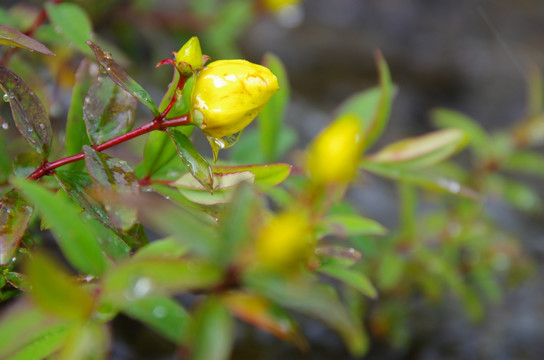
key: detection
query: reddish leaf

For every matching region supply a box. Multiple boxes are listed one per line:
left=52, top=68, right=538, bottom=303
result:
left=0, top=26, right=54, bottom=55
left=0, top=189, right=33, bottom=265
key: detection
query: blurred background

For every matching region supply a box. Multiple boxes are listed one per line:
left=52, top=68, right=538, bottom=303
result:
left=3, top=0, right=544, bottom=359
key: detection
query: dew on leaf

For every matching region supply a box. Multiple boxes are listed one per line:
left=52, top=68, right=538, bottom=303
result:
left=152, top=306, right=167, bottom=318
left=2, top=93, right=9, bottom=102
left=1, top=122, right=8, bottom=130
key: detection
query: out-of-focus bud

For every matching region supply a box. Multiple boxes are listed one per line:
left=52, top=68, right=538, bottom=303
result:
left=263, top=0, right=300, bottom=12
left=256, top=210, right=313, bottom=272
left=175, top=36, right=203, bottom=76
left=306, top=114, right=364, bottom=185
left=191, top=59, right=279, bottom=138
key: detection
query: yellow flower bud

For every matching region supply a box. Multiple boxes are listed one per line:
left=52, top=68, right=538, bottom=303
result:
left=263, top=0, right=301, bottom=12
left=306, top=114, right=363, bottom=184
left=191, top=60, right=279, bottom=138
left=175, top=36, right=203, bottom=75
left=256, top=211, right=313, bottom=272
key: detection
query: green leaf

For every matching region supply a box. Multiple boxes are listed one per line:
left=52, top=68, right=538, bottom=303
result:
left=0, top=67, right=51, bottom=158
left=259, top=53, right=290, bottom=162
left=213, top=163, right=292, bottom=187
left=189, top=297, right=234, bottom=360
left=84, top=146, right=140, bottom=231
left=0, top=26, right=54, bottom=55
left=87, top=40, right=160, bottom=116
left=230, top=126, right=297, bottom=164
left=139, top=130, right=178, bottom=178
left=430, top=108, right=491, bottom=160
left=83, top=76, right=137, bottom=145
left=315, top=246, right=363, bottom=268
left=122, top=295, right=191, bottom=344
left=0, top=189, right=32, bottom=265
left=502, top=150, right=544, bottom=178
left=367, top=128, right=469, bottom=168
left=377, top=252, right=404, bottom=290
left=65, top=59, right=97, bottom=168
left=133, top=237, right=189, bottom=260
left=6, top=323, right=69, bottom=360
left=102, top=259, right=222, bottom=306
left=45, top=2, right=92, bottom=54
left=321, top=213, right=386, bottom=238
left=57, top=322, right=109, bottom=360
left=167, top=129, right=214, bottom=191
left=336, top=52, right=394, bottom=150
left=485, top=174, right=542, bottom=212
left=245, top=271, right=368, bottom=356
left=26, top=254, right=94, bottom=320
left=14, top=178, right=106, bottom=275
left=317, top=264, right=378, bottom=299
left=172, top=171, right=254, bottom=206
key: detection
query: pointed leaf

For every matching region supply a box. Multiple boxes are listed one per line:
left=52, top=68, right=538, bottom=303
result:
left=368, top=128, right=469, bottom=168
left=213, top=163, right=291, bottom=186
left=14, top=178, right=106, bottom=275
left=5, top=323, right=69, bottom=360
left=315, top=246, right=362, bottom=268
left=168, top=128, right=214, bottom=190
left=58, top=322, right=109, bottom=360
left=221, top=291, right=307, bottom=349
left=45, top=2, right=92, bottom=54
left=259, top=53, right=290, bottom=161
left=502, top=150, right=544, bottom=178
left=0, top=26, right=54, bottom=55
left=87, top=40, right=159, bottom=116
left=26, top=254, right=94, bottom=319
left=84, top=146, right=139, bottom=231
left=336, top=52, right=394, bottom=149
left=83, top=76, right=136, bottom=145
left=0, top=67, right=51, bottom=158
left=190, top=297, right=234, bottom=360
left=321, top=214, right=386, bottom=238
left=122, top=295, right=191, bottom=344
left=0, top=189, right=32, bottom=265
left=133, top=237, right=189, bottom=261
left=66, top=59, right=98, bottom=167
left=317, top=264, right=377, bottom=299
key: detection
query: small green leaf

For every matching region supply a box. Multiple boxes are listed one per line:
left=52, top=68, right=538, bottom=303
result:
left=133, top=237, right=189, bottom=260
left=321, top=214, right=386, bottom=238
left=502, top=150, right=544, bottom=178
left=123, top=295, right=191, bottom=344
left=26, top=254, right=94, bottom=320
left=377, top=252, right=404, bottom=290
left=0, top=189, right=32, bottom=265
left=367, top=128, right=469, bottom=168
left=315, top=246, right=363, bottom=268
left=213, top=163, right=292, bottom=187
left=336, top=52, right=395, bottom=150
left=167, top=129, right=213, bottom=190
left=14, top=178, right=106, bottom=275
left=83, top=76, right=136, bottom=145
left=45, top=2, right=92, bottom=54
left=7, top=323, right=69, bottom=360
left=87, top=40, right=160, bottom=116
left=317, top=264, right=378, bottom=299
left=0, top=67, right=51, bottom=158
left=259, top=53, right=290, bottom=162
left=65, top=59, right=98, bottom=168
left=58, top=322, right=109, bottom=360
left=485, top=174, right=542, bottom=212
left=0, top=26, right=54, bottom=55
left=190, top=297, right=234, bottom=360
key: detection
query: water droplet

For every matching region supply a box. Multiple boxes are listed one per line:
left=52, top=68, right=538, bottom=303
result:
left=1, top=122, right=8, bottom=130
left=54, top=26, right=61, bottom=33
left=29, top=49, right=34, bottom=52
left=27, top=127, right=33, bottom=133
left=39, top=123, right=45, bottom=130
left=165, top=196, right=170, bottom=200
left=152, top=306, right=167, bottom=318
left=85, top=275, right=94, bottom=282
left=9, top=45, right=15, bottom=49
left=11, top=257, right=16, bottom=263
left=125, top=277, right=152, bottom=300
left=106, top=67, right=111, bottom=71
left=2, top=93, right=9, bottom=102
left=206, top=132, right=242, bottom=162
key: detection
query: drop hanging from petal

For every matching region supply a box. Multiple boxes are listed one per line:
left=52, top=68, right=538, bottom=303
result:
left=206, top=131, right=243, bottom=162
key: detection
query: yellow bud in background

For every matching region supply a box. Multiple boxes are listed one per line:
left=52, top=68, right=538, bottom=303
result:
left=175, top=36, right=203, bottom=75
left=306, top=114, right=363, bottom=185
left=191, top=59, right=279, bottom=138
left=257, top=211, right=312, bottom=272
left=263, top=0, right=301, bottom=12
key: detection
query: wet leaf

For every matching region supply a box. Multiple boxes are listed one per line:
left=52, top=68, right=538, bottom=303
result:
left=0, top=189, right=32, bottom=265
left=317, top=264, right=378, bottom=299
left=26, top=254, right=94, bottom=320
left=213, top=163, right=291, bottom=187
left=315, top=246, right=362, bottom=268
left=172, top=171, right=255, bottom=206
left=83, top=76, right=136, bottom=145
left=259, top=53, right=290, bottom=162
left=123, top=295, right=191, bottom=344
left=84, top=146, right=139, bottom=231
left=58, top=322, right=109, bottom=360
left=133, top=237, right=189, bottom=260
left=5, top=271, right=29, bottom=291
left=87, top=40, right=160, bottom=116
left=221, top=291, right=307, bottom=349
left=367, top=128, right=469, bottom=168
left=66, top=59, right=98, bottom=168
left=0, top=67, right=51, bottom=158
left=14, top=178, right=106, bottom=275
left=190, top=297, right=234, bottom=360
left=336, top=52, right=395, bottom=150
left=45, top=2, right=92, bottom=54
left=321, top=214, right=387, bottom=238
left=139, top=130, right=178, bottom=178
left=0, top=26, right=54, bottom=55
left=245, top=271, right=368, bottom=356
left=167, top=129, right=214, bottom=190
left=13, top=151, right=42, bottom=178
left=102, top=258, right=222, bottom=306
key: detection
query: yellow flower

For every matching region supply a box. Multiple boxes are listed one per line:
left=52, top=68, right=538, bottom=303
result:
left=306, top=114, right=364, bottom=184
left=175, top=36, right=203, bottom=75
left=263, top=0, right=301, bottom=12
left=256, top=211, right=313, bottom=272
left=191, top=60, right=279, bottom=138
